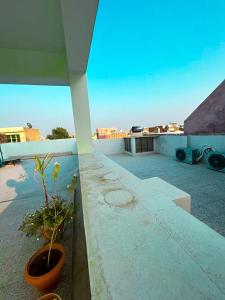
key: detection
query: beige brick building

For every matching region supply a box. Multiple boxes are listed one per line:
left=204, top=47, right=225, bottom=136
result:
left=0, top=127, right=41, bottom=143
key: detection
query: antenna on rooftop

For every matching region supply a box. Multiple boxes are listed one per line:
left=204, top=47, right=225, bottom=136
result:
left=27, top=122, right=32, bottom=128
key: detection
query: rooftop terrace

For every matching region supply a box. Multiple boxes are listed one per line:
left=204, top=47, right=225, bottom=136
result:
left=110, top=153, right=225, bottom=236
left=2, top=1, right=225, bottom=298
left=1, top=136, right=225, bottom=299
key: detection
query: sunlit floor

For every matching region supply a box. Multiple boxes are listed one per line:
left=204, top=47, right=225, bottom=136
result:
left=109, top=153, right=225, bottom=237
left=0, top=155, right=78, bottom=300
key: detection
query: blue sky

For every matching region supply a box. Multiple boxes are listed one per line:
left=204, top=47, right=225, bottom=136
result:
left=1, top=0, right=225, bottom=136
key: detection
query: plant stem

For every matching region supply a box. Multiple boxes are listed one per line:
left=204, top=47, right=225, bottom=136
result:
left=47, top=226, right=56, bottom=269
left=41, top=177, right=49, bottom=207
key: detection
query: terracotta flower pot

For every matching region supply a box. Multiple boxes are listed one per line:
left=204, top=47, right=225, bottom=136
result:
left=24, top=243, right=65, bottom=293
left=38, top=293, right=62, bottom=300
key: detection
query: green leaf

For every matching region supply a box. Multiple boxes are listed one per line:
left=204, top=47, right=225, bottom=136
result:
left=44, top=154, right=53, bottom=170
left=34, top=155, right=42, bottom=172
left=67, top=175, right=77, bottom=193
left=52, top=162, right=61, bottom=181
left=18, top=196, right=74, bottom=240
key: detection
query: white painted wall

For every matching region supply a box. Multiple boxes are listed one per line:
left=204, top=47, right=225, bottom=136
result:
left=3, top=135, right=224, bottom=161
left=93, top=139, right=124, bottom=155
left=1, top=139, right=77, bottom=160
left=154, top=134, right=225, bottom=159
left=154, top=135, right=187, bottom=157
left=188, top=135, right=225, bottom=152
left=1, top=138, right=125, bottom=160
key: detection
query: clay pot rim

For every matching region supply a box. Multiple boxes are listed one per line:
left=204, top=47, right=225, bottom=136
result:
left=38, top=292, right=62, bottom=300
left=24, top=242, right=65, bottom=280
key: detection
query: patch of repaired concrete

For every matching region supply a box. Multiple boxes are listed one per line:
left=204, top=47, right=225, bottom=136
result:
left=103, top=172, right=120, bottom=181
left=80, top=162, right=104, bottom=171
left=104, top=189, right=136, bottom=208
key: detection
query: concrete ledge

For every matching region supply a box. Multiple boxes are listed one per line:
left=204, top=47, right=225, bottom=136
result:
left=141, top=177, right=191, bottom=212
left=72, top=183, right=91, bottom=300
left=78, top=151, right=225, bottom=300
left=5, top=151, right=73, bottom=161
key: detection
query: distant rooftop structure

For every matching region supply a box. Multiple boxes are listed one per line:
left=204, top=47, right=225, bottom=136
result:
left=0, top=127, right=41, bottom=143
left=184, top=80, right=225, bottom=135
left=96, top=127, right=129, bottom=139
left=144, top=123, right=183, bottom=135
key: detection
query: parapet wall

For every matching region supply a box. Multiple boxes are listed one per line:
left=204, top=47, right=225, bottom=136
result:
left=1, top=138, right=77, bottom=159
left=154, top=135, right=225, bottom=158
left=154, top=135, right=187, bottom=157
left=1, top=138, right=125, bottom=160
left=2, top=135, right=225, bottom=161
left=93, top=138, right=124, bottom=155
left=188, top=135, right=225, bottom=152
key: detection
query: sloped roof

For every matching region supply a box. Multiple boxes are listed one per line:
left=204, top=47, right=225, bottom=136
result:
left=184, top=80, right=225, bottom=134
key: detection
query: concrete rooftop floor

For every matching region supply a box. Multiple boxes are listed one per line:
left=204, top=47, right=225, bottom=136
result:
left=0, top=155, right=78, bottom=300
left=109, top=153, right=225, bottom=237
left=2, top=151, right=225, bottom=299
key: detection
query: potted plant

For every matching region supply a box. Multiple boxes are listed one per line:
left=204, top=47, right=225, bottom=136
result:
left=19, top=154, right=77, bottom=292
left=33, top=154, right=59, bottom=208
left=21, top=194, right=76, bottom=292
left=24, top=241, right=65, bottom=292
left=19, top=195, right=75, bottom=241
left=19, top=154, right=77, bottom=241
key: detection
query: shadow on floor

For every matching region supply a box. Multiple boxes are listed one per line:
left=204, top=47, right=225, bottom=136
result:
left=0, top=155, right=78, bottom=300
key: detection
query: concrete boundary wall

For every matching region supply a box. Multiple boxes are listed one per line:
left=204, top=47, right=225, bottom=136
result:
left=1, top=138, right=125, bottom=160
left=1, top=138, right=77, bottom=159
left=154, top=135, right=225, bottom=158
left=2, top=136, right=225, bottom=160
left=188, top=135, right=225, bottom=152
left=93, top=138, right=124, bottom=155
left=154, top=135, right=187, bottom=157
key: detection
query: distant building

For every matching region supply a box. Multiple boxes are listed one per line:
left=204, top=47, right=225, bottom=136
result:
left=0, top=133, right=7, bottom=143
left=24, top=128, right=41, bottom=141
left=144, top=123, right=183, bottom=135
left=96, top=128, right=129, bottom=139
left=184, top=80, right=225, bottom=135
left=145, top=125, right=167, bottom=134
left=0, top=127, right=41, bottom=143
left=166, top=123, right=183, bottom=133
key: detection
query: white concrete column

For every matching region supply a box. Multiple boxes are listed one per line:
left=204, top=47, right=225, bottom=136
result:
left=131, top=137, right=136, bottom=156
left=70, top=72, right=93, bottom=154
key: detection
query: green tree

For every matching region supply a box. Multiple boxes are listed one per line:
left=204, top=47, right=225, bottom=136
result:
left=46, top=127, right=70, bottom=140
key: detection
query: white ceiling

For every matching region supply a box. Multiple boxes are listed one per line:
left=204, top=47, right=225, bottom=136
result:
left=0, top=0, right=99, bottom=85
left=0, top=0, right=65, bottom=53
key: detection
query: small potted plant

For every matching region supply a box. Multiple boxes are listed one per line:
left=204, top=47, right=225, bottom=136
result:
left=24, top=241, right=65, bottom=292
left=19, top=154, right=77, bottom=292
left=19, top=195, right=75, bottom=241
left=19, top=154, right=77, bottom=241
left=20, top=194, right=76, bottom=292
